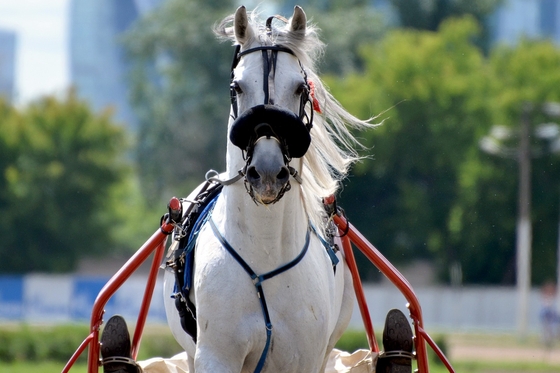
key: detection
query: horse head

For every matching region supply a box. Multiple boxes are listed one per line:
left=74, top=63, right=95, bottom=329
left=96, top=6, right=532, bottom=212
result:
left=228, top=6, right=313, bottom=205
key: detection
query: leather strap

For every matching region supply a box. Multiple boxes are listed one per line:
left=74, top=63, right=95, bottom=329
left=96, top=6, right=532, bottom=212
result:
left=209, top=217, right=310, bottom=373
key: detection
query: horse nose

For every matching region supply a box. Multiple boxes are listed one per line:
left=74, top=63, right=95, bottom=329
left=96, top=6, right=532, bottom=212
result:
left=246, top=164, right=290, bottom=186
left=245, top=137, right=291, bottom=204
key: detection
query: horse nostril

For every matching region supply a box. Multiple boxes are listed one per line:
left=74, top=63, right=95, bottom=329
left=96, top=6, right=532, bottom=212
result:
left=276, top=167, right=289, bottom=182
left=247, top=166, right=261, bottom=181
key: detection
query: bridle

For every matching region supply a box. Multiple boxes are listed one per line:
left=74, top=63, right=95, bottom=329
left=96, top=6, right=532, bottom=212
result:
left=228, top=45, right=314, bottom=160
left=229, top=44, right=314, bottom=131
left=209, top=16, right=315, bottom=204
left=229, top=16, right=315, bottom=130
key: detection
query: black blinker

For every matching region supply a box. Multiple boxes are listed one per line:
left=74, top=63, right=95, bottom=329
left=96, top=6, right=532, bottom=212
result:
left=230, top=104, right=311, bottom=158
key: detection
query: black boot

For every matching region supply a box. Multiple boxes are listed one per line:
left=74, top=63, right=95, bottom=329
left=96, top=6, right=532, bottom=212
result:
left=100, top=315, right=142, bottom=373
left=376, top=309, right=414, bottom=373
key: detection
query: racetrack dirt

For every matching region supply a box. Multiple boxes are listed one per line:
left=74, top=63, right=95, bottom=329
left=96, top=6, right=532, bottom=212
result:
left=446, top=333, right=560, bottom=366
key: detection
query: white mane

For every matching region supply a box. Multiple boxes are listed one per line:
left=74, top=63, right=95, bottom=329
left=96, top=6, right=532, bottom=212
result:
left=215, top=10, right=377, bottom=231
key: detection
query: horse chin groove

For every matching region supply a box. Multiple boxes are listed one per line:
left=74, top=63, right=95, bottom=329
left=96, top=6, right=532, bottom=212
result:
left=257, top=194, right=277, bottom=206
left=246, top=179, right=291, bottom=205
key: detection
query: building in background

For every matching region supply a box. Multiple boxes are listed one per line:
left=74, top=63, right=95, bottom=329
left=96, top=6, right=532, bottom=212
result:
left=490, top=0, right=560, bottom=45
left=68, top=0, right=560, bottom=131
left=0, top=28, right=16, bottom=103
left=368, top=0, right=560, bottom=46
left=69, top=0, right=161, bottom=130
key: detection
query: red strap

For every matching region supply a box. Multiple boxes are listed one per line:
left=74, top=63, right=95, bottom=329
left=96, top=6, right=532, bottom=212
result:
left=308, top=81, right=321, bottom=113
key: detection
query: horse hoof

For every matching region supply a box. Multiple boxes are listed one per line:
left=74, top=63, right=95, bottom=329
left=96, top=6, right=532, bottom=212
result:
left=377, top=309, right=414, bottom=373
left=101, top=315, right=141, bottom=373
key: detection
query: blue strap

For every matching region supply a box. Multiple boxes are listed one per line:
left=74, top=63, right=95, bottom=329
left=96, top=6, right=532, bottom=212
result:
left=183, top=194, right=220, bottom=292
left=208, top=217, right=310, bottom=373
left=310, top=223, right=339, bottom=267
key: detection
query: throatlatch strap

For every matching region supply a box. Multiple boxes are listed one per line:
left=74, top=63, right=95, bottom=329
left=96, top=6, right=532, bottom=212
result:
left=208, top=217, right=310, bottom=373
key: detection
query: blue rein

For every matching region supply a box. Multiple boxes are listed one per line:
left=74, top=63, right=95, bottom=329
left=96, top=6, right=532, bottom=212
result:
left=208, top=217, right=310, bottom=373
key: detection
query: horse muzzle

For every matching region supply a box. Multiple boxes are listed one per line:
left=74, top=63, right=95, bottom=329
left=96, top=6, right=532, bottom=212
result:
left=244, top=137, right=292, bottom=205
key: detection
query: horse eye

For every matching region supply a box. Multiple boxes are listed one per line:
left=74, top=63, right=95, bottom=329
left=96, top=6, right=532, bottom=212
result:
left=231, top=81, right=243, bottom=94
left=295, top=83, right=307, bottom=96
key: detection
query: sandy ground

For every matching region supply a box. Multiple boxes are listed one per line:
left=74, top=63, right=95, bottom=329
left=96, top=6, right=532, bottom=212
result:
left=450, top=344, right=560, bottom=364
left=446, top=333, right=560, bottom=366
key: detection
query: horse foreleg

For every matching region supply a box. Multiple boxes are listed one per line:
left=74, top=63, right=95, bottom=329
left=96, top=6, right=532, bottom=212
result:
left=320, top=263, right=355, bottom=373
left=193, top=344, right=244, bottom=373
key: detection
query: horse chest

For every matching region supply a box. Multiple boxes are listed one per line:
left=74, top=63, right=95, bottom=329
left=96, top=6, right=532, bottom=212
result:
left=194, top=233, right=334, bottom=318
left=192, top=234, right=335, bottom=358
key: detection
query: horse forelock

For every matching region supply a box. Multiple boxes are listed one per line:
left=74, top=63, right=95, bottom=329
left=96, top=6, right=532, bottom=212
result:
left=214, top=9, right=323, bottom=70
left=215, top=9, right=378, bottom=233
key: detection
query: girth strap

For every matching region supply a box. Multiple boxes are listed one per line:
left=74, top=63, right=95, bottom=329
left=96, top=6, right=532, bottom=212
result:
left=208, top=217, right=310, bottom=373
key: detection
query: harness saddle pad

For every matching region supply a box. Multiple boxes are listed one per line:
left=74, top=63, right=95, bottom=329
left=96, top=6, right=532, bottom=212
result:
left=168, top=180, right=339, bottom=343
left=169, top=181, right=223, bottom=342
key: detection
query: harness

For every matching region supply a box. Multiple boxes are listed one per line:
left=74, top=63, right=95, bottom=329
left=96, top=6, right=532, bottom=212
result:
left=166, top=181, right=223, bottom=341
left=229, top=16, right=314, bottom=131
left=166, top=179, right=340, bottom=373
left=209, top=217, right=311, bottom=373
left=166, top=15, right=337, bottom=373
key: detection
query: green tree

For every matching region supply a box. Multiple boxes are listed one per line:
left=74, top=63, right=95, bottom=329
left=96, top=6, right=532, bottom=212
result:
left=389, top=0, right=502, bottom=52
left=327, top=17, right=492, bottom=281
left=124, top=0, right=233, bottom=205
left=0, top=93, right=131, bottom=273
left=313, top=6, right=385, bottom=75
left=390, top=0, right=501, bottom=31
left=276, top=0, right=386, bottom=74
left=328, top=19, right=560, bottom=285
left=450, top=40, right=560, bottom=284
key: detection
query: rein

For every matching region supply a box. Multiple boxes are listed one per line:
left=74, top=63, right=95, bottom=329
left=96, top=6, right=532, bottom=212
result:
left=208, top=217, right=310, bottom=373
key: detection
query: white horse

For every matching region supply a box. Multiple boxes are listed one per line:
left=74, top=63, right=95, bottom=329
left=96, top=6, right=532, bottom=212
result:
left=163, top=6, right=375, bottom=373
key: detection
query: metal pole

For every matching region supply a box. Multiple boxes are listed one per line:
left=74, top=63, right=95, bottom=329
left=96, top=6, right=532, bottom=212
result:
left=557, top=189, right=560, bottom=312
left=516, top=104, right=532, bottom=338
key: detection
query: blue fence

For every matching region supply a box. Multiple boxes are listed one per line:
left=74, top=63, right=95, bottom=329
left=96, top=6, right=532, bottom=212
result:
left=0, top=275, right=548, bottom=332
left=0, top=275, right=167, bottom=323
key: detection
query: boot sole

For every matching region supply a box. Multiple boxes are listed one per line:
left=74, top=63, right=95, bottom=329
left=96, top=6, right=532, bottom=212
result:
left=380, top=309, right=413, bottom=373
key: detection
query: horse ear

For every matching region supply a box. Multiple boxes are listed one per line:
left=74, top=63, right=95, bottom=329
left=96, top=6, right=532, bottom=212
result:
left=234, top=6, right=253, bottom=45
left=289, top=6, right=307, bottom=35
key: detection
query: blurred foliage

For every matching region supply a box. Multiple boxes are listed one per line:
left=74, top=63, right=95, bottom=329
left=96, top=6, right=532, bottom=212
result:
left=277, top=0, right=386, bottom=74
left=0, top=92, right=157, bottom=273
left=389, top=0, right=502, bottom=52
left=451, top=40, right=560, bottom=285
left=0, top=324, right=182, bottom=363
left=327, top=17, right=560, bottom=285
left=0, top=324, right=89, bottom=362
left=390, top=0, right=501, bottom=31
left=313, top=6, right=385, bottom=75
left=4, top=0, right=558, bottom=285
left=328, top=16, right=492, bottom=281
left=123, top=0, right=233, bottom=205
left=334, top=328, right=370, bottom=352
left=136, top=327, right=183, bottom=360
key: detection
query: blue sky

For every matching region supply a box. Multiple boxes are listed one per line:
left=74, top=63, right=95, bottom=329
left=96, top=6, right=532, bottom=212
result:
left=0, top=0, right=69, bottom=104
